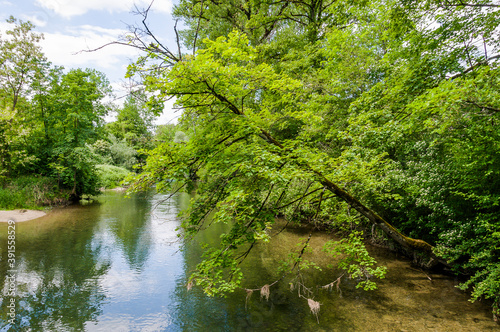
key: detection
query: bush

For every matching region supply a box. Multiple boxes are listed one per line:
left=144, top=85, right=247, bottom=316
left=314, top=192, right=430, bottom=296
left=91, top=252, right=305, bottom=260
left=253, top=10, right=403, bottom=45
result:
left=95, top=164, right=132, bottom=189
left=0, top=188, right=26, bottom=210
left=0, top=176, right=70, bottom=210
left=108, top=135, right=138, bottom=170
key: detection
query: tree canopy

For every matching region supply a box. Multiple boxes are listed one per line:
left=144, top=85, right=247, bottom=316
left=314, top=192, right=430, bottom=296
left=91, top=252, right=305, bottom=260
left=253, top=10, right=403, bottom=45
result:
left=124, top=0, right=500, bottom=320
left=0, top=17, right=138, bottom=201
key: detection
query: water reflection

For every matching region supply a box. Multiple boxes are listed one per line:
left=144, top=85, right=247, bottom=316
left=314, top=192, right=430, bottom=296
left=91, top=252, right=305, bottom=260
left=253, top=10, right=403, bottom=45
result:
left=0, top=191, right=498, bottom=331
left=0, top=204, right=108, bottom=331
left=99, top=192, right=154, bottom=272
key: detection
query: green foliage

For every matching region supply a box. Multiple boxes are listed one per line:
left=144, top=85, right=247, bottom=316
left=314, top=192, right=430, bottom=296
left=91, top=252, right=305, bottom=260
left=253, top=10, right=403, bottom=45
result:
left=88, top=135, right=139, bottom=171
left=0, top=16, right=159, bottom=206
left=33, top=68, right=113, bottom=198
left=189, top=247, right=244, bottom=296
left=437, top=215, right=500, bottom=315
left=128, top=0, right=500, bottom=318
left=128, top=30, right=372, bottom=298
left=173, top=131, right=188, bottom=143
left=87, top=140, right=113, bottom=165
left=0, top=18, right=112, bottom=202
left=95, top=164, right=132, bottom=189
left=0, top=16, right=47, bottom=176
left=324, top=232, right=387, bottom=291
left=0, top=176, right=69, bottom=209
left=154, top=124, right=177, bottom=143
left=0, top=16, right=46, bottom=112
left=107, top=135, right=138, bottom=170
left=49, top=146, right=101, bottom=198
left=105, top=90, right=158, bottom=152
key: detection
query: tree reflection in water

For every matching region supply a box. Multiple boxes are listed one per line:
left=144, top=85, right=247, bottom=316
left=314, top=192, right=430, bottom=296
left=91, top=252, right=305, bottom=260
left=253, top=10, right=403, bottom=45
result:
left=1, top=203, right=108, bottom=330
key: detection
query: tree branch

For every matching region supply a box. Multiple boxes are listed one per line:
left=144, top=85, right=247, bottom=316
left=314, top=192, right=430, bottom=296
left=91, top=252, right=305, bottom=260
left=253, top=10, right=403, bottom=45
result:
left=206, top=80, right=449, bottom=266
left=193, top=0, right=205, bottom=55
left=449, top=54, right=500, bottom=79
left=174, top=19, right=183, bottom=60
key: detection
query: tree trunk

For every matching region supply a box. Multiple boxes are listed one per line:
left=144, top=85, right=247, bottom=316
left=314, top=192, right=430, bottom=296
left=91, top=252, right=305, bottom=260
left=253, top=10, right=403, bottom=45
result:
left=70, top=168, right=78, bottom=202
left=210, top=88, right=448, bottom=267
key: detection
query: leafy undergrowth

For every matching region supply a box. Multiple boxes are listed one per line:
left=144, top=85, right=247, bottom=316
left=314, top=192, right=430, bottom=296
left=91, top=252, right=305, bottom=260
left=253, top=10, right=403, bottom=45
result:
left=95, top=164, right=132, bottom=189
left=0, top=176, right=70, bottom=210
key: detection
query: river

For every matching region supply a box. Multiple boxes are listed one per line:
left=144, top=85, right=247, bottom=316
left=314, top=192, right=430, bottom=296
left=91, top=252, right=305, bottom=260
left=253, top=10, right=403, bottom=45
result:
left=0, top=191, right=498, bottom=331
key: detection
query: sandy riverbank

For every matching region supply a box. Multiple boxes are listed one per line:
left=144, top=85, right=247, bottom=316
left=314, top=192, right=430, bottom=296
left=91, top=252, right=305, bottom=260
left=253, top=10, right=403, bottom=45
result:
left=0, top=210, right=47, bottom=222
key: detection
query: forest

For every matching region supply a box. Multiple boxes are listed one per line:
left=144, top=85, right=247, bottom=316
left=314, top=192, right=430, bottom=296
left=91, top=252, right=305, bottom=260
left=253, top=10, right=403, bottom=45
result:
left=2, top=0, right=500, bottom=322
left=0, top=16, right=183, bottom=208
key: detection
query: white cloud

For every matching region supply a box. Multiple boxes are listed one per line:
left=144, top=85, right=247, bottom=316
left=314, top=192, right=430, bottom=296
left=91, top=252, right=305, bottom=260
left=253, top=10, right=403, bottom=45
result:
left=41, top=25, right=139, bottom=71
left=20, top=14, right=47, bottom=27
left=156, top=97, right=180, bottom=125
left=0, top=21, right=11, bottom=33
left=0, top=22, right=135, bottom=72
left=148, top=0, right=172, bottom=14
left=35, top=0, right=172, bottom=18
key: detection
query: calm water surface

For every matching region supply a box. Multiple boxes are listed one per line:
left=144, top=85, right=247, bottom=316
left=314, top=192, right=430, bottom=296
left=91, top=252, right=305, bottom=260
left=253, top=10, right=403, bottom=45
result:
left=0, top=191, right=498, bottom=331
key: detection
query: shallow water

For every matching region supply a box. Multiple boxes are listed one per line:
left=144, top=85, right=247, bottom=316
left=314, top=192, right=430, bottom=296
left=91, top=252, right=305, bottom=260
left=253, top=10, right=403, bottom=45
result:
left=0, top=191, right=497, bottom=331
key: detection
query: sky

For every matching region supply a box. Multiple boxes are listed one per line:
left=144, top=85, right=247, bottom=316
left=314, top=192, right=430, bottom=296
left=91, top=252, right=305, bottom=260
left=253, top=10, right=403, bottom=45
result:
left=0, top=0, right=181, bottom=124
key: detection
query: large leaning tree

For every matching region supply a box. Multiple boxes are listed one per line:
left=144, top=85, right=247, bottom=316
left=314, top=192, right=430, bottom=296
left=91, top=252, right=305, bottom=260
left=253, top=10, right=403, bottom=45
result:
left=113, top=0, right=500, bottom=319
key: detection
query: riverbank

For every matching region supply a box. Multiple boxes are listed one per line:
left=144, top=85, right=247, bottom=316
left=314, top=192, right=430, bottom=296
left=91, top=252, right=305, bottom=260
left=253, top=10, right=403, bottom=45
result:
left=0, top=176, right=71, bottom=210
left=0, top=209, right=47, bottom=222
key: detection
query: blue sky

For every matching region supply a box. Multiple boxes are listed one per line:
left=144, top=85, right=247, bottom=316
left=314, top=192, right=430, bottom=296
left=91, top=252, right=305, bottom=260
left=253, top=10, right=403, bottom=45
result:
left=0, top=0, right=180, bottom=124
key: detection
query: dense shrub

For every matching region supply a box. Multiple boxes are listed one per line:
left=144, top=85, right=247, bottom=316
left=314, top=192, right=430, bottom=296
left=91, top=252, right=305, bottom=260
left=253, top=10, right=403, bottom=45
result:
left=0, top=176, right=70, bottom=209
left=108, top=135, right=138, bottom=170
left=95, top=164, right=132, bottom=189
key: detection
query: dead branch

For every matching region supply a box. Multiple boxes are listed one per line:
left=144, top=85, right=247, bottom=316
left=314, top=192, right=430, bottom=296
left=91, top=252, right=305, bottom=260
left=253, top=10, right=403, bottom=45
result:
left=193, top=0, right=205, bottom=55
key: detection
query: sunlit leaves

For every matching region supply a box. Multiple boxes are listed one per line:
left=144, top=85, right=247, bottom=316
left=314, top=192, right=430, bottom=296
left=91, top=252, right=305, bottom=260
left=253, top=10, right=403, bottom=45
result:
left=131, top=0, right=500, bottom=318
left=324, top=231, right=387, bottom=291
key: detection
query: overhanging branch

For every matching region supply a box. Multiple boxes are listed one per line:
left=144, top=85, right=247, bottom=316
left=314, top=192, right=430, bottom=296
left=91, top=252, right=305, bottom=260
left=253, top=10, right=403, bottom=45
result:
left=206, top=83, right=449, bottom=267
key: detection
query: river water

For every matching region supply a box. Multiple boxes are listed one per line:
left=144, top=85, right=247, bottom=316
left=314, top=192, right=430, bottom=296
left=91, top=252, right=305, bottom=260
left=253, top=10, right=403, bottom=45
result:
left=0, top=191, right=498, bottom=331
